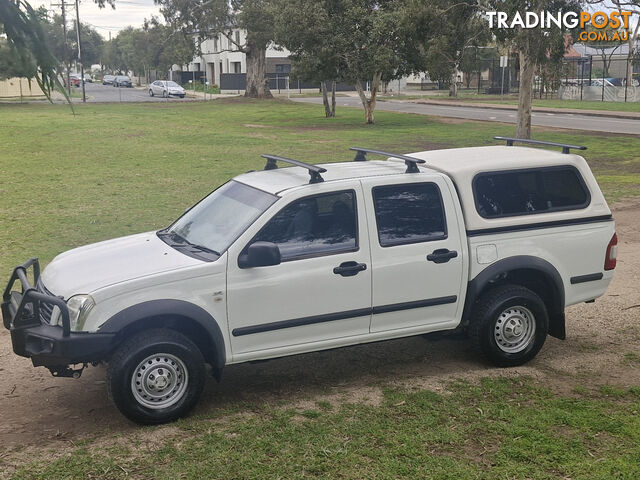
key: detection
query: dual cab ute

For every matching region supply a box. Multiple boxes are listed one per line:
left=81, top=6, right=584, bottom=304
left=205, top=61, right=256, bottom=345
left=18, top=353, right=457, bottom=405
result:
left=3, top=137, right=617, bottom=424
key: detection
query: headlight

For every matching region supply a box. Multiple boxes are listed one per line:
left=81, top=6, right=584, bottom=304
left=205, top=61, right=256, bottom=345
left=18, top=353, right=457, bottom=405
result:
left=65, top=295, right=95, bottom=331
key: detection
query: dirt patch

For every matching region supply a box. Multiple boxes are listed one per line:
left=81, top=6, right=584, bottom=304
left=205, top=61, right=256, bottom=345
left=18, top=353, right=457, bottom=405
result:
left=1, top=204, right=639, bottom=474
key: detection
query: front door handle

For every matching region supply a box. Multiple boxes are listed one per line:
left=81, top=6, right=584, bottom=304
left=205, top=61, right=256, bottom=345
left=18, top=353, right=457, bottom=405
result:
left=427, top=249, right=458, bottom=264
left=333, top=261, right=367, bottom=277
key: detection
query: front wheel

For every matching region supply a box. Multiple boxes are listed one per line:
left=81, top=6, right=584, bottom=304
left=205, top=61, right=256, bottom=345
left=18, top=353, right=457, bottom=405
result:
left=107, top=329, right=206, bottom=424
left=149, top=89, right=154, bottom=97
left=469, top=285, right=548, bottom=367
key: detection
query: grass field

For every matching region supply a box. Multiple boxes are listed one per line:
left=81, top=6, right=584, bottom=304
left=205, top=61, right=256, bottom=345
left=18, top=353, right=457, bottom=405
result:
left=1, top=98, right=638, bottom=278
left=10, top=378, right=640, bottom=479
left=1, top=99, right=639, bottom=478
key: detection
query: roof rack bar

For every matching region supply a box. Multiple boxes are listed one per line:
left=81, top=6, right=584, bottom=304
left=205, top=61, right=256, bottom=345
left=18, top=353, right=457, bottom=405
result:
left=261, top=154, right=327, bottom=184
left=494, top=136, right=587, bottom=155
left=349, top=147, right=426, bottom=173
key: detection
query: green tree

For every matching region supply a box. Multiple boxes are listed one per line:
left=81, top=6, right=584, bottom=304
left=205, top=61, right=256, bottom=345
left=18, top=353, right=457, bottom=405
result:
left=100, top=21, right=194, bottom=80
left=273, top=0, right=342, bottom=117
left=487, top=0, right=581, bottom=139
left=459, top=46, right=498, bottom=90
left=0, top=38, right=37, bottom=79
left=43, top=14, right=103, bottom=74
left=275, top=0, right=411, bottom=124
left=0, top=0, right=112, bottom=101
left=0, top=0, right=62, bottom=99
left=143, top=18, right=195, bottom=77
left=156, top=0, right=276, bottom=98
left=70, top=22, right=104, bottom=67
left=406, top=0, right=490, bottom=97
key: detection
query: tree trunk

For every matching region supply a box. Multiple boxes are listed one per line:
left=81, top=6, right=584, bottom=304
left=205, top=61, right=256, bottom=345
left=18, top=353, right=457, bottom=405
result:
left=354, top=72, right=382, bottom=124
left=331, top=80, right=336, bottom=116
left=449, top=69, right=458, bottom=97
left=321, top=80, right=332, bottom=117
left=244, top=43, right=272, bottom=99
left=625, top=22, right=639, bottom=90
left=516, top=50, right=535, bottom=139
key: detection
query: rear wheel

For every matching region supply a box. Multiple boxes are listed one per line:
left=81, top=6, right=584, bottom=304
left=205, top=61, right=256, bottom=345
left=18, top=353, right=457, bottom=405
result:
left=469, top=285, right=548, bottom=367
left=107, top=329, right=206, bottom=424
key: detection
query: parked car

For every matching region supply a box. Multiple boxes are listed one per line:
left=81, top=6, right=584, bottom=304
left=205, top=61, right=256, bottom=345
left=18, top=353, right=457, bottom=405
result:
left=113, top=75, right=132, bottom=87
left=84, top=74, right=93, bottom=83
left=102, top=74, right=115, bottom=85
left=64, top=74, right=81, bottom=87
left=149, top=80, right=186, bottom=98
left=589, top=78, right=616, bottom=87
left=3, top=137, right=617, bottom=424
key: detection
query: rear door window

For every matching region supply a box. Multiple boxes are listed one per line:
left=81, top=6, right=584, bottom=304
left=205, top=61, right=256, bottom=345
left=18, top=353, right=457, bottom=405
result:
left=473, top=167, right=590, bottom=218
left=372, top=183, right=447, bottom=247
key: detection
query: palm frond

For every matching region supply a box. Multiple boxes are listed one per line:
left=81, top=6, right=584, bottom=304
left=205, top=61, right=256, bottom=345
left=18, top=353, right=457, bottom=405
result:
left=0, top=0, right=69, bottom=103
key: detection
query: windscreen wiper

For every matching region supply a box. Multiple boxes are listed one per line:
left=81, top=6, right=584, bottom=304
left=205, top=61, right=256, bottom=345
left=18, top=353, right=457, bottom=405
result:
left=158, top=230, right=220, bottom=256
left=190, top=243, right=221, bottom=256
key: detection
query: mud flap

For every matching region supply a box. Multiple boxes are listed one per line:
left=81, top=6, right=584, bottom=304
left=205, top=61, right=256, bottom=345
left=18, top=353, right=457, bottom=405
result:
left=548, top=311, right=566, bottom=340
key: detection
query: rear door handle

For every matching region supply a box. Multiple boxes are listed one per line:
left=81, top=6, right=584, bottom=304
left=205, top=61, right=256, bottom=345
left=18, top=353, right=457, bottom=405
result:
left=427, top=249, right=458, bottom=264
left=333, top=261, right=367, bottom=277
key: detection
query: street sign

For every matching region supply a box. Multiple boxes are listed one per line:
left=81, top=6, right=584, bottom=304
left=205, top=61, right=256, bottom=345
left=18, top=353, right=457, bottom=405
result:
left=500, top=55, right=508, bottom=68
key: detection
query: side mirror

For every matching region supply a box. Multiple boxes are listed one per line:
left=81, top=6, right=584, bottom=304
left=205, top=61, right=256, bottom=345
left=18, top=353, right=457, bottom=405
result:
left=238, top=241, right=281, bottom=268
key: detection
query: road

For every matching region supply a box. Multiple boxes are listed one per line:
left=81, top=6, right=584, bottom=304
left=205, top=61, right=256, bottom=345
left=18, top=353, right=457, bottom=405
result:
left=292, top=96, right=640, bottom=135
left=67, top=81, right=197, bottom=103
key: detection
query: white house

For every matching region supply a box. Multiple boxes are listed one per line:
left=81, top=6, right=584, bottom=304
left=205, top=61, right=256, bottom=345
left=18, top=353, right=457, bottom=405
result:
left=179, top=29, right=292, bottom=87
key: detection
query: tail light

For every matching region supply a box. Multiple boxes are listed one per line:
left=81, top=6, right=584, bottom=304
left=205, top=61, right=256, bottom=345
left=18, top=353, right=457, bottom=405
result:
left=604, top=233, right=618, bottom=271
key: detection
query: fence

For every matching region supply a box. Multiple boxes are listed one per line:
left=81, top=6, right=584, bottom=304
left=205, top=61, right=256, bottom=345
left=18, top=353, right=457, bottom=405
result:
left=557, top=56, right=640, bottom=102
left=219, top=73, right=358, bottom=93
left=0, top=77, right=45, bottom=99
left=419, top=55, right=521, bottom=95
left=421, top=53, right=639, bottom=102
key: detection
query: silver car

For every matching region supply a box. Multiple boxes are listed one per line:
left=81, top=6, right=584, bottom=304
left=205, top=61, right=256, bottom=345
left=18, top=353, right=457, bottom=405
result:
left=149, top=80, right=186, bottom=98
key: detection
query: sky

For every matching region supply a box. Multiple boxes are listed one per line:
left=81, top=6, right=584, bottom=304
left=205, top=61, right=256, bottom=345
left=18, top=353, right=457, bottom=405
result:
left=30, top=0, right=161, bottom=38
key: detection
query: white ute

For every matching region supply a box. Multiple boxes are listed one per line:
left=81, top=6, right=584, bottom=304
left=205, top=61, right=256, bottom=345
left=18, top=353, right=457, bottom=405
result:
left=3, top=137, right=617, bottom=424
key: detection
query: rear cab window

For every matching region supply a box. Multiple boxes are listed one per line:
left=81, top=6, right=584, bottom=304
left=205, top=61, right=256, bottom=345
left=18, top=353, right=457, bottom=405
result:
left=473, top=166, right=590, bottom=219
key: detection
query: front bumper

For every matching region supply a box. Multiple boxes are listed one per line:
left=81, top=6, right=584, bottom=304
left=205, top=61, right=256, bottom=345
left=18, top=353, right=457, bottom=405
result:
left=2, top=258, right=115, bottom=367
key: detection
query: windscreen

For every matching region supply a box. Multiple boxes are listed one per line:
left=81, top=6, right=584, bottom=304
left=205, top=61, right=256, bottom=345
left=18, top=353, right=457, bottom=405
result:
left=166, top=181, right=277, bottom=255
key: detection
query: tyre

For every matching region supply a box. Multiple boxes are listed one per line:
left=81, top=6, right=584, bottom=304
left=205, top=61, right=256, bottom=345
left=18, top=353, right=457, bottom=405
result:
left=107, top=329, right=206, bottom=424
left=469, top=285, right=548, bottom=367
left=179, top=95, right=185, bottom=98
left=162, top=90, right=168, bottom=98
left=149, top=89, right=154, bottom=97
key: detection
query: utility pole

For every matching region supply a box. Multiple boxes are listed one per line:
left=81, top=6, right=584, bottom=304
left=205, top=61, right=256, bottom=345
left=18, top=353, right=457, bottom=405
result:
left=51, top=1, right=73, bottom=94
left=74, top=0, right=86, bottom=102
left=61, top=1, right=71, bottom=94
